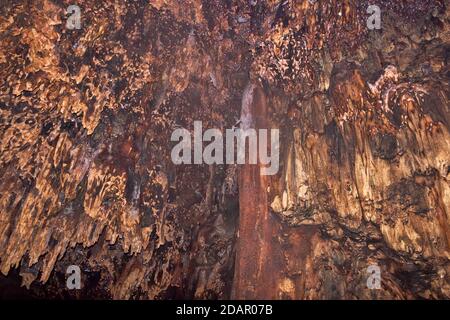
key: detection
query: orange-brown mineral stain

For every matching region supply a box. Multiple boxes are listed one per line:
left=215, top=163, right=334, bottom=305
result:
left=232, top=84, right=280, bottom=299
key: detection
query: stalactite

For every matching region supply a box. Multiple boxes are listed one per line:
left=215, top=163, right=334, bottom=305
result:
left=0, top=0, right=448, bottom=299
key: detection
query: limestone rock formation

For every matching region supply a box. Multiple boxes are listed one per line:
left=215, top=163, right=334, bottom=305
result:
left=0, top=0, right=448, bottom=299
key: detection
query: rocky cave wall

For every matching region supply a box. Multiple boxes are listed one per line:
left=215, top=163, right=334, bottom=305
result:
left=0, top=0, right=449, bottom=299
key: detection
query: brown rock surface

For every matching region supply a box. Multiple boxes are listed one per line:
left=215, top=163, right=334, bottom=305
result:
left=0, top=0, right=448, bottom=299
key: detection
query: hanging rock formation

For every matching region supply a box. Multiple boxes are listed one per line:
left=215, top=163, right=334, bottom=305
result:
left=0, top=0, right=449, bottom=299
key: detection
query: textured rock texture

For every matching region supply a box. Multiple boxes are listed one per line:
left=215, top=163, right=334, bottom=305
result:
left=0, top=0, right=449, bottom=299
